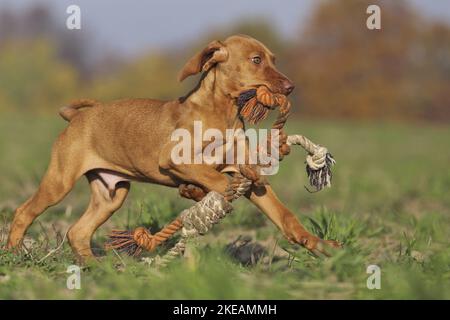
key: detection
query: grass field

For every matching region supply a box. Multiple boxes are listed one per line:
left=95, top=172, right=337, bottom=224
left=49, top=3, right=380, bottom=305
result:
left=0, top=114, right=449, bottom=299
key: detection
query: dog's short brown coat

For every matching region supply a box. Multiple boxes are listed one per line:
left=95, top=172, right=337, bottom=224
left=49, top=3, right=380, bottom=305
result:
left=7, top=35, right=339, bottom=260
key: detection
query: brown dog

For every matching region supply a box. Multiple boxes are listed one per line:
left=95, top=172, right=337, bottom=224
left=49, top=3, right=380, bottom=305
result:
left=7, top=35, right=339, bottom=260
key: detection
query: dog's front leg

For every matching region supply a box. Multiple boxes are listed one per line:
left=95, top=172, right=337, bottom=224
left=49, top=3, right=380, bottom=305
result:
left=168, top=163, right=231, bottom=195
left=247, top=184, right=341, bottom=256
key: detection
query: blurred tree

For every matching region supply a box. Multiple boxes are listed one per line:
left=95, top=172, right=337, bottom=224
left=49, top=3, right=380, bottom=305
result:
left=0, top=8, right=15, bottom=42
left=290, top=0, right=450, bottom=122
left=407, top=23, right=450, bottom=121
left=181, top=19, right=285, bottom=55
left=0, top=4, right=92, bottom=78
left=225, top=19, right=286, bottom=55
left=89, top=52, right=182, bottom=101
left=0, top=40, right=79, bottom=113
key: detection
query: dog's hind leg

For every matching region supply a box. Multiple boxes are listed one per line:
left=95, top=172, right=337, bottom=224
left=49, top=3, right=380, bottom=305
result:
left=7, top=140, right=82, bottom=249
left=67, top=172, right=130, bottom=261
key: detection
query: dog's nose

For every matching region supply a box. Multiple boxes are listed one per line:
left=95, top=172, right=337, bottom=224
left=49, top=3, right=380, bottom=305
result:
left=283, top=81, right=295, bottom=95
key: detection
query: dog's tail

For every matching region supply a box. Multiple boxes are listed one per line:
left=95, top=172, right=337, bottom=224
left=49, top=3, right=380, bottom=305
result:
left=59, top=99, right=98, bottom=122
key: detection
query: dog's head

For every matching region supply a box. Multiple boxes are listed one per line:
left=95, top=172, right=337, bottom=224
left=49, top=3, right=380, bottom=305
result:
left=178, top=34, right=294, bottom=97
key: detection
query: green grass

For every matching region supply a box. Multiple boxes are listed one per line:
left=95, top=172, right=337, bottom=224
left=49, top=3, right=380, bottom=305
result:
left=0, top=114, right=449, bottom=299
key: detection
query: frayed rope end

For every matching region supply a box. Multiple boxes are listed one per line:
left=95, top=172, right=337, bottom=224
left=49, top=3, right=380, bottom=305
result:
left=305, top=153, right=336, bottom=193
left=105, top=229, right=142, bottom=256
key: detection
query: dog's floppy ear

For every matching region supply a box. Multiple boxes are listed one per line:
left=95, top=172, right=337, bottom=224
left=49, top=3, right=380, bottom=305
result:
left=178, top=40, right=228, bottom=82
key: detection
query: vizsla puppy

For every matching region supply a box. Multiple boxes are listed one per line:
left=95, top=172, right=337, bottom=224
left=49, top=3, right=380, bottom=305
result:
left=7, top=34, right=339, bottom=260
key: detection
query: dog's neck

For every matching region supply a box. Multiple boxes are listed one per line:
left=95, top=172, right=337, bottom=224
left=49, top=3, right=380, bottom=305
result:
left=183, top=69, right=242, bottom=128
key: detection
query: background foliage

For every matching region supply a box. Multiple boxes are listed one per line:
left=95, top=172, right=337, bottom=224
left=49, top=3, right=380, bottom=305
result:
left=0, top=0, right=449, bottom=121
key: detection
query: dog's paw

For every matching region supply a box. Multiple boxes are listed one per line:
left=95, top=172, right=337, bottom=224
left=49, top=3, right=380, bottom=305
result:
left=297, top=235, right=342, bottom=257
left=264, top=129, right=290, bottom=161
left=278, top=130, right=291, bottom=161
left=179, top=184, right=207, bottom=202
left=238, top=164, right=267, bottom=186
left=284, top=227, right=342, bottom=257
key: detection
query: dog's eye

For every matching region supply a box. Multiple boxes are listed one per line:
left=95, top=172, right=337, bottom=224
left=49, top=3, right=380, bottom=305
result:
left=252, top=56, right=262, bottom=65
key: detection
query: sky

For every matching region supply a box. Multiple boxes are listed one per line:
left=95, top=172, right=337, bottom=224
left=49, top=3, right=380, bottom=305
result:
left=1, top=0, right=449, bottom=57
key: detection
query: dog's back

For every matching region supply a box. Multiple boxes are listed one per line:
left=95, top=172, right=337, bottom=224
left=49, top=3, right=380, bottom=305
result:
left=59, top=98, right=167, bottom=122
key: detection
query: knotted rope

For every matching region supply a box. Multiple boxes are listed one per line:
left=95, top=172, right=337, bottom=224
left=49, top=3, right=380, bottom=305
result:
left=106, top=172, right=250, bottom=257
left=287, top=135, right=335, bottom=192
left=144, top=191, right=233, bottom=267
left=237, top=86, right=335, bottom=191
left=106, top=85, right=335, bottom=263
left=107, top=219, right=182, bottom=256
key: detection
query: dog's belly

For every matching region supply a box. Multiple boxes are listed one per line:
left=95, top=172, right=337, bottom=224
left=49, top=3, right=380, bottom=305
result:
left=93, top=168, right=178, bottom=192
left=97, top=170, right=130, bottom=190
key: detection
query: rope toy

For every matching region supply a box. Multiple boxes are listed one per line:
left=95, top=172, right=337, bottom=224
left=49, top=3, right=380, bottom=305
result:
left=106, top=86, right=335, bottom=264
left=287, top=135, right=335, bottom=192
left=106, top=171, right=249, bottom=257
left=237, top=86, right=335, bottom=192
left=137, top=191, right=233, bottom=267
